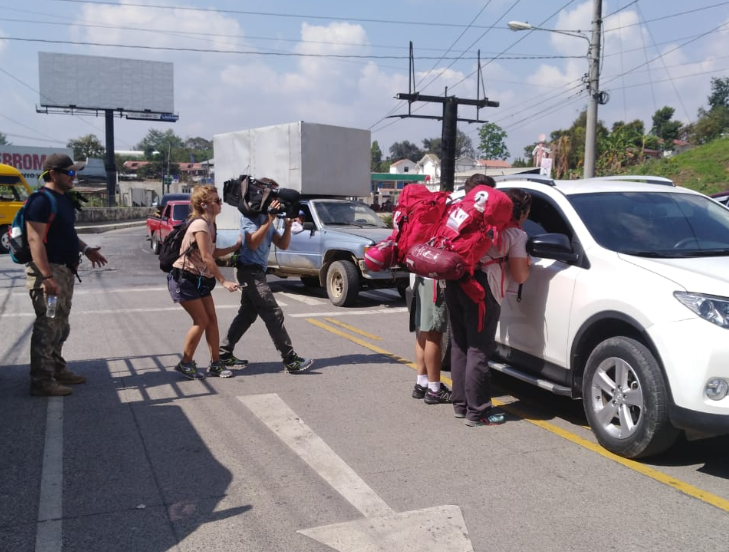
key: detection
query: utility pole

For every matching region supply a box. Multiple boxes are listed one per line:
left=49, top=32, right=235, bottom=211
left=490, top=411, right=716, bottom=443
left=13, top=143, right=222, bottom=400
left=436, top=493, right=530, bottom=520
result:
left=584, top=0, right=603, bottom=179
left=389, top=44, right=498, bottom=192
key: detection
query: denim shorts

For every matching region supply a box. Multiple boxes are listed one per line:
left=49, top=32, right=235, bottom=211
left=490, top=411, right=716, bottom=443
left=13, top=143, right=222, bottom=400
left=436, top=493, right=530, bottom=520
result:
left=167, top=270, right=216, bottom=303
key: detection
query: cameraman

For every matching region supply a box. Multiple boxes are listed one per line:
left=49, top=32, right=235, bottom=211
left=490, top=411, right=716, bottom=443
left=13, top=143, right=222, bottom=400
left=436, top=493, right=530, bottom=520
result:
left=219, top=178, right=313, bottom=373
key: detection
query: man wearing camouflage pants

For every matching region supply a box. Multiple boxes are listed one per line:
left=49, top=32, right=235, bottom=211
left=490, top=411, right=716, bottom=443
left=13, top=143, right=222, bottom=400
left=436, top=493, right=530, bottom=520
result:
left=25, top=154, right=108, bottom=397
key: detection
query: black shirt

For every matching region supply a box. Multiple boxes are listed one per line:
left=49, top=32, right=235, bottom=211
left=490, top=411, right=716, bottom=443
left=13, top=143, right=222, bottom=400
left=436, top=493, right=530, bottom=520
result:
left=24, top=187, right=79, bottom=266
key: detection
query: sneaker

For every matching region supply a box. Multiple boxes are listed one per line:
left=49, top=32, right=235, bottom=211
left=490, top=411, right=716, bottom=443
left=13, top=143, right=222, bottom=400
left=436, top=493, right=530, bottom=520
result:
left=454, top=411, right=466, bottom=419
left=55, top=371, right=86, bottom=385
left=30, top=382, right=73, bottom=397
left=175, top=361, right=205, bottom=380
left=464, top=409, right=506, bottom=426
left=412, top=383, right=427, bottom=399
left=219, top=354, right=249, bottom=368
left=424, top=384, right=453, bottom=405
left=284, top=354, right=313, bottom=373
left=208, top=361, right=233, bottom=378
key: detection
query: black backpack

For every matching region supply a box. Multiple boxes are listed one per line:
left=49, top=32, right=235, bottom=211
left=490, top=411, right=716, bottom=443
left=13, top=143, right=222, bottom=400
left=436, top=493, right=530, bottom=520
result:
left=158, top=219, right=197, bottom=272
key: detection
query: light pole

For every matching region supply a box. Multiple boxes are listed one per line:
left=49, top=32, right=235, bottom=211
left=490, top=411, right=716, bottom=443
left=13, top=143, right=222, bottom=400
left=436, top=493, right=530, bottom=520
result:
left=508, top=0, right=603, bottom=177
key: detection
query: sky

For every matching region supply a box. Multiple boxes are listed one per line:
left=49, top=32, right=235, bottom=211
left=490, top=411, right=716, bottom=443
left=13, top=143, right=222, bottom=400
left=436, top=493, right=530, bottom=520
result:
left=1, top=0, right=728, bottom=163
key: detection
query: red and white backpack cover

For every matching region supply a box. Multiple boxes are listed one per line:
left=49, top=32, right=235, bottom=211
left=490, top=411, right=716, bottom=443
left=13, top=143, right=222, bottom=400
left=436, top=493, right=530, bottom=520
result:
left=405, top=185, right=514, bottom=329
left=364, top=184, right=449, bottom=272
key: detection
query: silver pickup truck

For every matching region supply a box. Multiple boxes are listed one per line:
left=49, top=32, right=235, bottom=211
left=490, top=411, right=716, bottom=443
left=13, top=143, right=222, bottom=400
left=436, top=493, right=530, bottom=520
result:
left=266, top=198, right=408, bottom=306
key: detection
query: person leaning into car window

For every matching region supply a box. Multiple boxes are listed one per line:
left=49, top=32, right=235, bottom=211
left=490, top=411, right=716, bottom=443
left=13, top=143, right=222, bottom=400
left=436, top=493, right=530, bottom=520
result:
left=444, top=177, right=532, bottom=427
left=168, top=185, right=241, bottom=380
left=219, top=178, right=314, bottom=373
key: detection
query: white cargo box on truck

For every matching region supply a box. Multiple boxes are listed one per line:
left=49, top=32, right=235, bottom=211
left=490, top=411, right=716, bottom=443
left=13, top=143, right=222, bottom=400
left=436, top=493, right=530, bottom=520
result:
left=214, top=121, right=370, bottom=233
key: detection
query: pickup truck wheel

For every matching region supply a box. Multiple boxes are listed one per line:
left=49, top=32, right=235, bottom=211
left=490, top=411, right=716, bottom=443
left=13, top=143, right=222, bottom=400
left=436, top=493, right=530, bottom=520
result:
left=301, top=276, right=320, bottom=288
left=150, top=234, right=161, bottom=254
left=582, top=336, right=679, bottom=459
left=326, top=260, right=359, bottom=307
left=0, top=225, right=10, bottom=254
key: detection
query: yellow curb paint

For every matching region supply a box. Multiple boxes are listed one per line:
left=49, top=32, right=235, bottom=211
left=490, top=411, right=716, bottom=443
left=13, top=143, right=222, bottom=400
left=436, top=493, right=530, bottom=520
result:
left=308, top=317, right=729, bottom=514
left=323, top=318, right=383, bottom=340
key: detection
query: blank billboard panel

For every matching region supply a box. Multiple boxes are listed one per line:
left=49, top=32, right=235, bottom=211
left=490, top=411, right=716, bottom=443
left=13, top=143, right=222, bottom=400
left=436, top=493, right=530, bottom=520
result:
left=38, top=52, right=174, bottom=113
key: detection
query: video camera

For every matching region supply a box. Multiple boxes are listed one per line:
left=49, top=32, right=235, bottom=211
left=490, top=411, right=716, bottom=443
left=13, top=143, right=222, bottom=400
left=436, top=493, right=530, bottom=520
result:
left=223, top=175, right=301, bottom=219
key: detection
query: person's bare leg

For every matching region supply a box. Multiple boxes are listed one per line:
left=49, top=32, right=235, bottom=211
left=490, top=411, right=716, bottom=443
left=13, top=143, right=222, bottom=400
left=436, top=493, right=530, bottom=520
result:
left=179, top=299, right=209, bottom=362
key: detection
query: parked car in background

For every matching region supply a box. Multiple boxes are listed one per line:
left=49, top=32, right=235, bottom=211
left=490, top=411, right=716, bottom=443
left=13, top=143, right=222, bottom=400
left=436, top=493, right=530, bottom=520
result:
left=0, top=163, right=32, bottom=254
left=490, top=174, right=729, bottom=459
left=266, top=198, right=408, bottom=306
left=146, top=198, right=190, bottom=254
left=711, top=191, right=729, bottom=207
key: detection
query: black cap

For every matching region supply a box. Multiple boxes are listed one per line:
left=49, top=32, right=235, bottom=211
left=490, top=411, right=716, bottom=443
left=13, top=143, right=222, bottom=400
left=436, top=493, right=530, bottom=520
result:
left=43, top=153, right=84, bottom=172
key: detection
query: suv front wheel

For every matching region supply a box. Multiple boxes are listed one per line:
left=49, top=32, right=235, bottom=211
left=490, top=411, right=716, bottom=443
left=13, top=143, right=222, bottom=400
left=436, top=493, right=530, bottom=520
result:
left=582, top=336, right=679, bottom=459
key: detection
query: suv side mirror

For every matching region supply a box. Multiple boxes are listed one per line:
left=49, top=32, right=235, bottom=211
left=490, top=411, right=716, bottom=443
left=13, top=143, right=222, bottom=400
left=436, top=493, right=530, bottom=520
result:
left=528, top=233, right=578, bottom=263
left=303, top=222, right=315, bottom=232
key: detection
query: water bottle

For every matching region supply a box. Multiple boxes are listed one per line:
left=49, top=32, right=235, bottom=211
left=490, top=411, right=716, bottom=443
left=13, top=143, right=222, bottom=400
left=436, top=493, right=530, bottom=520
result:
left=46, top=295, right=58, bottom=319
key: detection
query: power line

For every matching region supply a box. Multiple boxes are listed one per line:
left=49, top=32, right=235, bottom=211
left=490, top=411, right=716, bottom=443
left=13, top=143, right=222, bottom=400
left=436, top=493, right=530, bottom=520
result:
left=603, top=1, right=729, bottom=33
left=45, top=0, right=512, bottom=30
left=0, top=36, right=583, bottom=61
left=636, top=3, right=692, bottom=123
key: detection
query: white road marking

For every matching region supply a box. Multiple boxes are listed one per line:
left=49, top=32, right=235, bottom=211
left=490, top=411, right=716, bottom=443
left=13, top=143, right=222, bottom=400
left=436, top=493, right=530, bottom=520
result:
left=240, top=393, right=475, bottom=551
left=277, top=292, right=326, bottom=306
left=289, top=308, right=408, bottom=318
left=35, top=397, right=63, bottom=552
left=239, top=393, right=394, bottom=518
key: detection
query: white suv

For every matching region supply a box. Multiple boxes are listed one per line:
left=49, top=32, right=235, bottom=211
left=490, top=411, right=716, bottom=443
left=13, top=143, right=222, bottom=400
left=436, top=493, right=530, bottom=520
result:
left=491, top=175, right=729, bottom=458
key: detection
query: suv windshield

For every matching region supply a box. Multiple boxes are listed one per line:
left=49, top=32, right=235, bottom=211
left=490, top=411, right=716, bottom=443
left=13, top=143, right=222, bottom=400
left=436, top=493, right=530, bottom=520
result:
left=569, top=191, right=729, bottom=257
left=315, top=201, right=386, bottom=228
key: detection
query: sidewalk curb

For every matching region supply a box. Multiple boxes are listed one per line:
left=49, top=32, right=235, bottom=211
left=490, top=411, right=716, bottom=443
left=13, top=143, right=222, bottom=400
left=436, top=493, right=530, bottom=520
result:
left=76, top=221, right=147, bottom=234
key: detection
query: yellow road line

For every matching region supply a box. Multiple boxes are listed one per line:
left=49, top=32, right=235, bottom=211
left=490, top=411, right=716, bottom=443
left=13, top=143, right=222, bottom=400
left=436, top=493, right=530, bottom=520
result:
left=307, top=317, right=729, bottom=514
left=323, top=318, right=382, bottom=340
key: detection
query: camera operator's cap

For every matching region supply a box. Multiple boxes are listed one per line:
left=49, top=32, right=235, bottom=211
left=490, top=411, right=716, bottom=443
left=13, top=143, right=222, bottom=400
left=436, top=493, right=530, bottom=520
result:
left=43, top=153, right=84, bottom=172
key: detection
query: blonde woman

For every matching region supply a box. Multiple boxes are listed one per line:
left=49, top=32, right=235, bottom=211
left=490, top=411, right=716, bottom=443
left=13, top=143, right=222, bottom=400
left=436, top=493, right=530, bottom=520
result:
left=168, top=185, right=241, bottom=379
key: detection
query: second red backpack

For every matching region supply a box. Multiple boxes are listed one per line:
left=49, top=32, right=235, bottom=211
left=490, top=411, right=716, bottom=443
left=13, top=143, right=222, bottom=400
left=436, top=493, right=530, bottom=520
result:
left=364, top=184, right=449, bottom=272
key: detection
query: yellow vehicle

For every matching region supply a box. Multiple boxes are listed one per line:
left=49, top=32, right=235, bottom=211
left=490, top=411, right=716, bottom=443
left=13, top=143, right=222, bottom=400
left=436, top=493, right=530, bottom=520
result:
left=0, top=163, right=33, bottom=254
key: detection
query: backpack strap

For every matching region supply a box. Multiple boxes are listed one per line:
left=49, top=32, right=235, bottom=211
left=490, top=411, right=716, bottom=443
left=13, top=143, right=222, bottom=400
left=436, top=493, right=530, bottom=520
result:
left=33, top=188, right=58, bottom=246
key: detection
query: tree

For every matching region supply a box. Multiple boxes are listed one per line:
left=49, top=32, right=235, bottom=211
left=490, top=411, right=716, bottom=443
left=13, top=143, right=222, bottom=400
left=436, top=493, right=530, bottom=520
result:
left=651, top=107, right=681, bottom=146
left=708, top=76, right=729, bottom=111
left=389, top=140, right=424, bottom=163
left=422, top=130, right=475, bottom=158
left=0, top=131, right=8, bottom=145
left=183, top=137, right=213, bottom=162
left=135, top=129, right=184, bottom=160
left=67, top=134, right=105, bottom=160
left=371, top=141, right=383, bottom=171
left=477, top=122, right=509, bottom=160
left=138, top=160, right=180, bottom=180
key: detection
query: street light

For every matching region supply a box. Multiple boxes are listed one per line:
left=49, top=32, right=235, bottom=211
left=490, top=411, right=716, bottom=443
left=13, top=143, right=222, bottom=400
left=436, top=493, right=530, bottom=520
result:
left=508, top=1, right=603, bottom=178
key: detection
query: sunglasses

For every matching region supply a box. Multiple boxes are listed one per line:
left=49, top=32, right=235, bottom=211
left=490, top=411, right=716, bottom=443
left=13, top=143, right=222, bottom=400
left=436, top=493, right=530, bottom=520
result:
left=57, top=169, right=76, bottom=177
left=212, top=198, right=222, bottom=205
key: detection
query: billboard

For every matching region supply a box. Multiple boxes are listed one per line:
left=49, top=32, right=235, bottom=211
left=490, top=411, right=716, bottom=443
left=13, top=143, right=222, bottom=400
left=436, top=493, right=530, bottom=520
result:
left=0, top=146, right=74, bottom=183
left=38, top=52, right=175, bottom=114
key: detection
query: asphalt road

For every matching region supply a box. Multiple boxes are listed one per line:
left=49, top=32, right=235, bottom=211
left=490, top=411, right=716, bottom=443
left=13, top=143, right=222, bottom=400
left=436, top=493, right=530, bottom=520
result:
left=1, top=226, right=728, bottom=552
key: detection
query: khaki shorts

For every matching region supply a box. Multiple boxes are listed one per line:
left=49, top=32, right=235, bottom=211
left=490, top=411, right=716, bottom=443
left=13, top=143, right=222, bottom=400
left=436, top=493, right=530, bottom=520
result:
left=411, top=276, right=448, bottom=333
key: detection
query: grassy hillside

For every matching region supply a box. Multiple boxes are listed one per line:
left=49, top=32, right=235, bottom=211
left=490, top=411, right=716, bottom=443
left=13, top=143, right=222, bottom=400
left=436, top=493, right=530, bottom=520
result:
left=614, top=137, right=729, bottom=195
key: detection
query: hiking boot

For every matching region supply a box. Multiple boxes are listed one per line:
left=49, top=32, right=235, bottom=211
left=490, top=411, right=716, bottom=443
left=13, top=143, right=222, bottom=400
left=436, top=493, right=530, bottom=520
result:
left=284, top=354, right=313, bottom=373
left=175, top=360, right=205, bottom=380
left=208, top=361, right=233, bottom=378
left=219, top=353, right=249, bottom=368
left=55, top=371, right=86, bottom=385
left=424, top=384, right=453, bottom=405
left=464, top=408, right=506, bottom=427
left=412, top=383, right=427, bottom=400
left=31, top=382, right=73, bottom=397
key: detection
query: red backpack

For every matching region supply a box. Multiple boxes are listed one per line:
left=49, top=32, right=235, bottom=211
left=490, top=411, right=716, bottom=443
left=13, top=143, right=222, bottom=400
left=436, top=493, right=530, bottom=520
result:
left=405, top=185, right=514, bottom=329
left=364, top=185, right=449, bottom=271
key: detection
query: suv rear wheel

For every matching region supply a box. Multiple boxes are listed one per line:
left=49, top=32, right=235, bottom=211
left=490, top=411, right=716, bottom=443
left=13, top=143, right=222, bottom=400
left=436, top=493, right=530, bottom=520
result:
left=582, top=336, right=679, bottom=459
